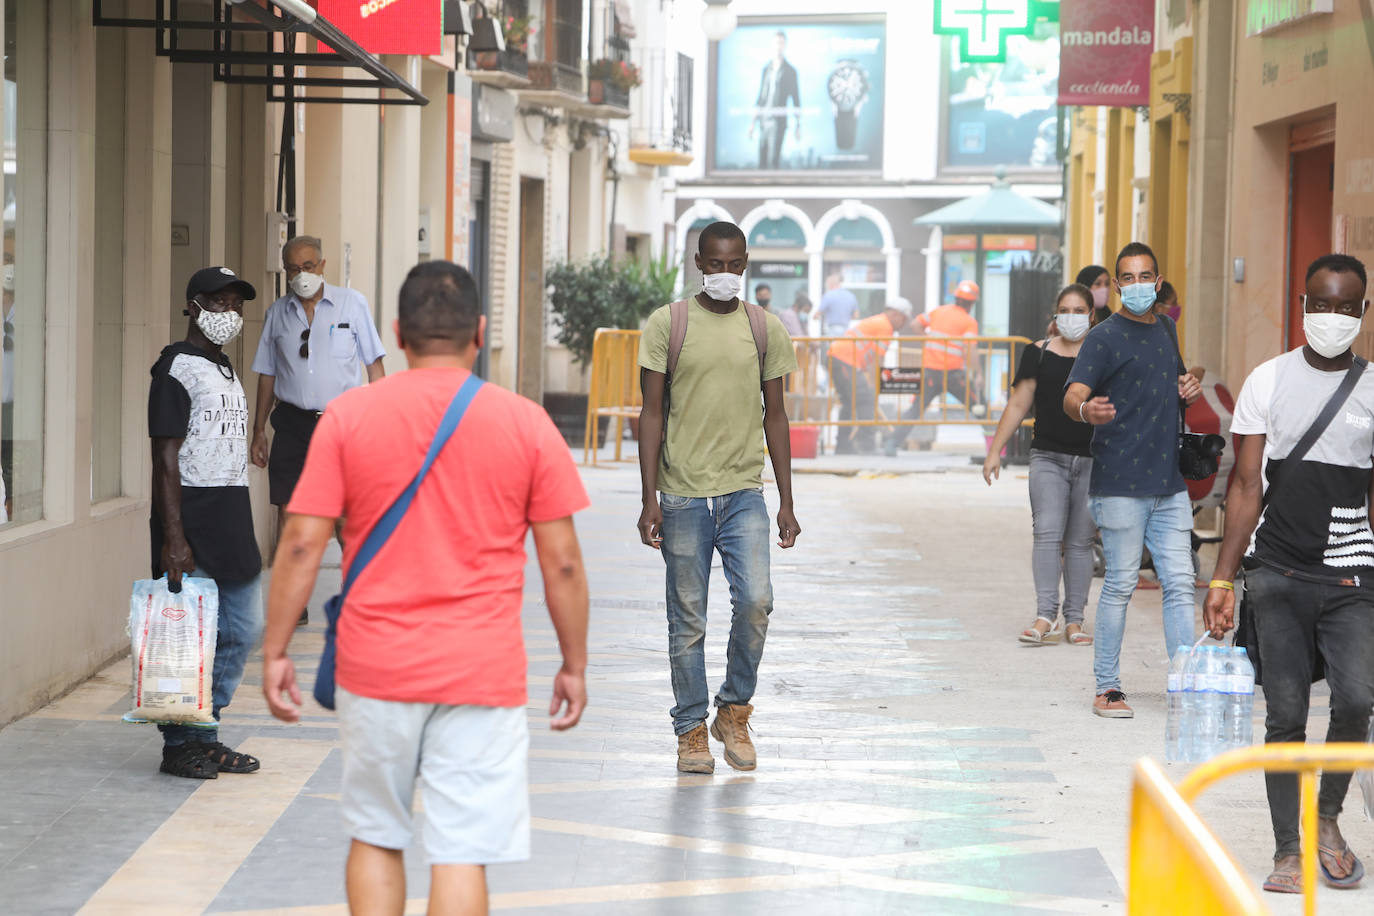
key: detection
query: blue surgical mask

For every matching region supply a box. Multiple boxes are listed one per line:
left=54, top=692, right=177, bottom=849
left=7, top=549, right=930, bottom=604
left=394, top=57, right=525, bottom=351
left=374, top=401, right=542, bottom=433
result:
left=1119, top=282, right=1158, bottom=315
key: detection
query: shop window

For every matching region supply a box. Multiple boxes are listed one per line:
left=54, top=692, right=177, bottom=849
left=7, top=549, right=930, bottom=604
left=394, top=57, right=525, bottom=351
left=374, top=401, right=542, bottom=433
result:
left=91, top=25, right=126, bottom=503
left=1, top=0, right=47, bottom=528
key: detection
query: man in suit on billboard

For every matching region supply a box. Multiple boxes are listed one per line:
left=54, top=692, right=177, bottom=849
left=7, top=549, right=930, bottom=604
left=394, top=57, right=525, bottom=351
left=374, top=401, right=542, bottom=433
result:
left=749, top=31, right=801, bottom=170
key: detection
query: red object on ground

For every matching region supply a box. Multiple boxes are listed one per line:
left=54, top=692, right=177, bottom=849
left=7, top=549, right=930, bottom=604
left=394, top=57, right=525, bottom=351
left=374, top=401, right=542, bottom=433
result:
left=790, top=425, right=820, bottom=459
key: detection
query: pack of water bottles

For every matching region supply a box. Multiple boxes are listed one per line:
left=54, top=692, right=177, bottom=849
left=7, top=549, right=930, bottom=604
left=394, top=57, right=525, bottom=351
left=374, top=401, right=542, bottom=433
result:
left=1165, top=636, right=1255, bottom=763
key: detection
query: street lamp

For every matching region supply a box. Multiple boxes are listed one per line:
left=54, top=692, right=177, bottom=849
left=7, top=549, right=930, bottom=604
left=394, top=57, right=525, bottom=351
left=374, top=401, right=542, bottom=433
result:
left=700, top=0, right=737, bottom=42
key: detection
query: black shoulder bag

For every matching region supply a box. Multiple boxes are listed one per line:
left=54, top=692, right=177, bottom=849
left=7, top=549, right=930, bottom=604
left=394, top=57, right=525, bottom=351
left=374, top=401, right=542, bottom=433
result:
left=1159, top=318, right=1226, bottom=480
left=1234, top=356, right=1368, bottom=685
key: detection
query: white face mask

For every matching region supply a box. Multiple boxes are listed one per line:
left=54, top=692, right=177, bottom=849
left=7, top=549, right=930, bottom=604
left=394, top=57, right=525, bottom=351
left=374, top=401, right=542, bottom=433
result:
left=195, top=307, right=244, bottom=346
left=702, top=272, right=744, bottom=302
left=1056, top=312, right=1091, bottom=341
left=1304, top=312, right=1363, bottom=359
left=290, top=271, right=324, bottom=300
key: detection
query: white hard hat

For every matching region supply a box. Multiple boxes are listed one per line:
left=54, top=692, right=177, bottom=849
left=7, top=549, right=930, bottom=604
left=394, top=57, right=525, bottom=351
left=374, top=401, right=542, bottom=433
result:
left=886, top=297, right=914, bottom=317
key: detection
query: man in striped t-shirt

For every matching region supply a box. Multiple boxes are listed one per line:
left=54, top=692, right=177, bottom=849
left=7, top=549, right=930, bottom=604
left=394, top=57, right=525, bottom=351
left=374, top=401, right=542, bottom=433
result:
left=1204, top=254, right=1374, bottom=893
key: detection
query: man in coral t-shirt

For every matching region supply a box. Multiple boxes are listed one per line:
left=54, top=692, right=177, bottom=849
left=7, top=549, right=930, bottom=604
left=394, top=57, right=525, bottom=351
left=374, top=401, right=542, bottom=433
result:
left=261, top=261, right=591, bottom=915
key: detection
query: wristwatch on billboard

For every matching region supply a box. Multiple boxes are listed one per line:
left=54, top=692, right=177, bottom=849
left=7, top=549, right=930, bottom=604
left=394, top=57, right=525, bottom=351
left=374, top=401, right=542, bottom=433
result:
left=827, top=59, right=870, bottom=150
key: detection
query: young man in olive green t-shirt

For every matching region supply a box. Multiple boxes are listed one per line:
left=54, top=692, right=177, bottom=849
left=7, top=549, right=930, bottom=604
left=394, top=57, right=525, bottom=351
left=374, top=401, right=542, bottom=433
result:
left=637, top=221, right=800, bottom=774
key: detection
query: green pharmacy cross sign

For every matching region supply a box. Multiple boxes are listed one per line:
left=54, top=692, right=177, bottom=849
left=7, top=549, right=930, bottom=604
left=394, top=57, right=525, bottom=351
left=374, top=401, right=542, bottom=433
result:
left=934, top=0, right=1059, bottom=63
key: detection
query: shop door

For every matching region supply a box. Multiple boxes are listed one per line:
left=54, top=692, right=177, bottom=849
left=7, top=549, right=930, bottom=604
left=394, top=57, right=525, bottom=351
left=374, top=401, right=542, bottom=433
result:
left=1286, top=119, right=1335, bottom=348
left=517, top=177, right=546, bottom=401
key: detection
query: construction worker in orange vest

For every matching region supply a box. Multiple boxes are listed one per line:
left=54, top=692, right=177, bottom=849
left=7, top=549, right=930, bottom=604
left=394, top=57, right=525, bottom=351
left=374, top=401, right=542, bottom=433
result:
left=886, top=281, right=984, bottom=455
left=827, top=298, right=913, bottom=454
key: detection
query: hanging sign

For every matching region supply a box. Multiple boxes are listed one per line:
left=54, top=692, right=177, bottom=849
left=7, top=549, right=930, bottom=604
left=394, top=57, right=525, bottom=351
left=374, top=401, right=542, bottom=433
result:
left=1057, top=0, right=1154, bottom=108
left=317, top=0, right=442, bottom=56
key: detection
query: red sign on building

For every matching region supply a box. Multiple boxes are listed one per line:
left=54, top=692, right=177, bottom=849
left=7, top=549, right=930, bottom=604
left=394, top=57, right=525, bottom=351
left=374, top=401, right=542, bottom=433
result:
left=317, top=0, right=442, bottom=56
left=1057, top=0, right=1154, bottom=108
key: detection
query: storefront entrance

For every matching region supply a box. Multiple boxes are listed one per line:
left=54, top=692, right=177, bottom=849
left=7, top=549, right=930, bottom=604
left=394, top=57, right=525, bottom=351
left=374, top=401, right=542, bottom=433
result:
left=1285, top=118, right=1335, bottom=349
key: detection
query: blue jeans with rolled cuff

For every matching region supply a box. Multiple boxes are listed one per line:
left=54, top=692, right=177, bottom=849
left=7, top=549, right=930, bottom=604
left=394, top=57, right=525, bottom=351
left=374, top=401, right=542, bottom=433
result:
left=1088, top=492, right=1196, bottom=694
left=659, top=489, right=773, bottom=736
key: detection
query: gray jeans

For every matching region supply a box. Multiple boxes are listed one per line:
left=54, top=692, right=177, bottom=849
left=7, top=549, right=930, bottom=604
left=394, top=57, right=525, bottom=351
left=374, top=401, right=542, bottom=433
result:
left=1028, top=449, right=1095, bottom=625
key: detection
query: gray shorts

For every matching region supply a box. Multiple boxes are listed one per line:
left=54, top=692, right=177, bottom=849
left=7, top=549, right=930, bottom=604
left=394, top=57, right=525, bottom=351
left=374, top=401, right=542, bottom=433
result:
left=337, top=686, right=530, bottom=865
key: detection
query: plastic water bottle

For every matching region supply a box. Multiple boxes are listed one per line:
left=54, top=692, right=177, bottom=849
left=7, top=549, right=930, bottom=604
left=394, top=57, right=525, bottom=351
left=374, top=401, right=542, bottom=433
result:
left=1225, top=646, right=1256, bottom=751
left=1195, top=647, right=1226, bottom=761
left=1181, top=643, right=1207, bottom=762
left=1166, top=647, right=1191, bottom=762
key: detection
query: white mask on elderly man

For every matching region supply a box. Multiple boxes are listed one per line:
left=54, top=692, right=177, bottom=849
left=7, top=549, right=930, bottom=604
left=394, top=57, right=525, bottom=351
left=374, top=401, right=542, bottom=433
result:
left=290, top=271, right=324, bottom=300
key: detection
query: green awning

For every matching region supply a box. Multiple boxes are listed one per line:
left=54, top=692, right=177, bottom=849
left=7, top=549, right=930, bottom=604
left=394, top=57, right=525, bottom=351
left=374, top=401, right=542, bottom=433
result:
left=915, top=172, right=1060, bottom=229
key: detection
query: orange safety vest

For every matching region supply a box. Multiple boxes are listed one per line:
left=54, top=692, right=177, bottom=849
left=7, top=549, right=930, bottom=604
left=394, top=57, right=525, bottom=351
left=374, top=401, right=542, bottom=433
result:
left=919, top=305, right=979, bottom=370
left=827, top=314, right=895, bottom=369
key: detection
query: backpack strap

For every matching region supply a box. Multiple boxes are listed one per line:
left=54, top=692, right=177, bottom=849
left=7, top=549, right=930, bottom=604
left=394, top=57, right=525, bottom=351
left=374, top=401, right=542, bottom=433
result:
left=666, top=299, right=690, bottom=378
left=743, top=302, right=769, bottom=379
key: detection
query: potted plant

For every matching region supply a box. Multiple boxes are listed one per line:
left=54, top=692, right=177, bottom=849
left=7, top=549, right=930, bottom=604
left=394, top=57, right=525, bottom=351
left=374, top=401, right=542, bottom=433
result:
left=588, top=58, right=641, bottom=107
left=544, top=253, right=680, bottom=445
left=503, top=14, right=535, bottom=54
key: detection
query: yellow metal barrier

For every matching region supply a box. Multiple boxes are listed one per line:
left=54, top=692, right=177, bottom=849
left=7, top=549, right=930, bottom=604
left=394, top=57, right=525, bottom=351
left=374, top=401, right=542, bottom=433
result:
left=1128, top=743, right=1374, bottom=915
left=583, top=327, right=1035, bottom=465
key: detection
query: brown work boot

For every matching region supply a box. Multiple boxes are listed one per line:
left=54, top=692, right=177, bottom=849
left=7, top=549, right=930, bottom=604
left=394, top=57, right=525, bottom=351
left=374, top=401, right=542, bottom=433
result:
left=676, top=724, right=714, bottom=774
left=710, top=703, right=757, bottom=771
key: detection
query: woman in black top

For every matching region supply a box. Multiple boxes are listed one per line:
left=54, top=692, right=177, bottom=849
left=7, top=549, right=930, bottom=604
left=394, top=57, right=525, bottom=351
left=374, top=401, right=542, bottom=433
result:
left=984, top=284, right=1097, bottom=646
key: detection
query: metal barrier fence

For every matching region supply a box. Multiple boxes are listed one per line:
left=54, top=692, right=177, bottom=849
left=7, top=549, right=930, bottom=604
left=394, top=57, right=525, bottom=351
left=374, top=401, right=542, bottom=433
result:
left=1127, top=743, right=1374, bottom=915
left=583, top=327, right=1035, bottom=465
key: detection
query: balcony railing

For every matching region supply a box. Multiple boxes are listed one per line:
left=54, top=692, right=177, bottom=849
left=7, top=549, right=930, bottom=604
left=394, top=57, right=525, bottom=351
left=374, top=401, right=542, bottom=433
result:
left=629, top=49, right=694, bottom=166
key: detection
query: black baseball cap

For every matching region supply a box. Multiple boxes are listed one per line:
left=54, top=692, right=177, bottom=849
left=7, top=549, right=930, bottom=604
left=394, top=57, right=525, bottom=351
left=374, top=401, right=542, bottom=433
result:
left=186, top=266, right=257, bottom=302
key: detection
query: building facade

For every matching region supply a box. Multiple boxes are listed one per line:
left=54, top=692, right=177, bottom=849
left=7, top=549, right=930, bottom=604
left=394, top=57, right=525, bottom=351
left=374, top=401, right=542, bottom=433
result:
left=673, top=0, right=1063, bottom=335
left=0, top=0, right=670, bottom=725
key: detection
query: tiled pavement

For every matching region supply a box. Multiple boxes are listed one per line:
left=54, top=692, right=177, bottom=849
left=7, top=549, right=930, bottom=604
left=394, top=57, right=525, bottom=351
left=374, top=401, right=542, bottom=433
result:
left=1, top=458, right=1367, bottom=914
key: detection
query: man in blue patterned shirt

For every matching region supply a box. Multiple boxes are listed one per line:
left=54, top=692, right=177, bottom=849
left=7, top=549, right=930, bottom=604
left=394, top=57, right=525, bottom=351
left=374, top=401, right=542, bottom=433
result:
left=1064, top=242, right=1202, bottom=718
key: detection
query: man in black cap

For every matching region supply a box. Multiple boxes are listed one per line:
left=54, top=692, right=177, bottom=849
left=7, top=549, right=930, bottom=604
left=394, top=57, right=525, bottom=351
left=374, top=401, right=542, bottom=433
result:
left=147, top=266, right=264, bottom=779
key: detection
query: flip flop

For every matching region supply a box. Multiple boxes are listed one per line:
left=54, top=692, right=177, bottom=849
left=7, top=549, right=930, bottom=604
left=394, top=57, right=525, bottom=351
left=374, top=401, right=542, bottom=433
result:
left=1262, top=870, right=1303, bottom=894
left=1318, top=843, right=1365, bottom=889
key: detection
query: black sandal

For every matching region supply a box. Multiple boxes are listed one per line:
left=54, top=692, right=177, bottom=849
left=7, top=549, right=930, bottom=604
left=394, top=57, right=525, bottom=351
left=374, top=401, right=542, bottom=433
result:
left=160, top=744, right=218, bottom=779
left=203, top=742, right=260, bottom=774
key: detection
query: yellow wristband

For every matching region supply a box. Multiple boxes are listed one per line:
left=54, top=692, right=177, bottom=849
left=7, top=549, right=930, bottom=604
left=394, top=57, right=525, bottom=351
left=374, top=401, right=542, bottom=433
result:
left=1208, top=579, right=1235, bottom=591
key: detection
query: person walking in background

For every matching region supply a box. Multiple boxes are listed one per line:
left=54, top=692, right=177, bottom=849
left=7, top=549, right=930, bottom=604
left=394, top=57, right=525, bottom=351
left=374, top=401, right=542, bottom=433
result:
left=818, top=272, right=858, bottom=336
left=148, top=267, right=263, bottom=779
left=1063, top=243, right=1202, bottom=719
left=984, top=284, right=1098, bottom=647
left=636, top=221, right=799, bottom=775
left=1155, top=280, right=1182, bottom=323
left=778, top=292, right=810, bottom=339
left=1077, top=264, right=1112, bottom=323
left=251, top=235, right=387, bottom=626
left=827, top=298, right=912, bottom=455
left=888, top=281, right=982, bottom=456
left=262, top=260, right=590, bottom=916
left=754, top=283, right=774, bottom=312
left=1203, top=254, right=1374, bottom=895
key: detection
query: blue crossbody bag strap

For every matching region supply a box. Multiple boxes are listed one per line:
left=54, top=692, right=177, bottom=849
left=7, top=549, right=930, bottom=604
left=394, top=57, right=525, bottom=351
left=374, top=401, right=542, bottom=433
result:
left=341, top=373, right=484, bottom=598
left=314, top=373, right=484, bottom=710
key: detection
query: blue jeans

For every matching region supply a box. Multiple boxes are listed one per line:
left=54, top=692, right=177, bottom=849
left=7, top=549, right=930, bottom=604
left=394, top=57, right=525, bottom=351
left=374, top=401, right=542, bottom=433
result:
left=160, top=568, right=263, bottom=747
left=660, top=489, right=773, bottom=736
left=1089, top=492, right=1195, bottom=693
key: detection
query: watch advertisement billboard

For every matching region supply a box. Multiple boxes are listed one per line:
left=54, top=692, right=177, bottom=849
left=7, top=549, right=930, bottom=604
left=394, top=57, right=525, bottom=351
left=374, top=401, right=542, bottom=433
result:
left=1058, top=0, right=1153, bottom=107
left=712, top=17, right=885, bottom=174
left=944, top=25, right=1059, bottom=170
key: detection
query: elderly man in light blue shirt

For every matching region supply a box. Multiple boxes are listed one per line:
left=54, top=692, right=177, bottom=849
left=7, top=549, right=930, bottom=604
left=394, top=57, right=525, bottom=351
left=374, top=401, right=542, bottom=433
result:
left=251, top=235, right=385, bottom=623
